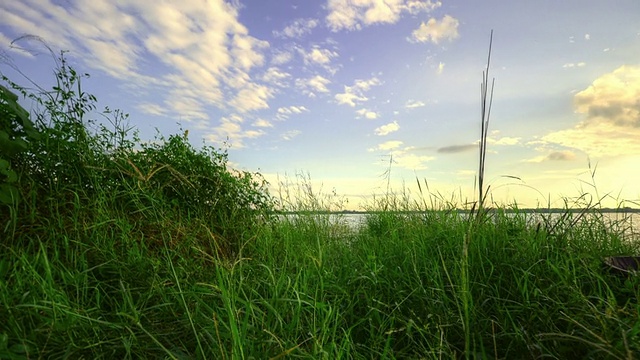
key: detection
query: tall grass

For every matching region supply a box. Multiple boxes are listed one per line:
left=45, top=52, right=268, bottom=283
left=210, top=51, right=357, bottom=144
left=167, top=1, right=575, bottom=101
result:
left=0, top=47, right=639, bottom=359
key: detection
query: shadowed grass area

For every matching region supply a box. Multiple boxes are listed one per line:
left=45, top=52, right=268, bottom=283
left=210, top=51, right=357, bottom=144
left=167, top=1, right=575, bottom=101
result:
left=1, top=53, right=639, bottom=359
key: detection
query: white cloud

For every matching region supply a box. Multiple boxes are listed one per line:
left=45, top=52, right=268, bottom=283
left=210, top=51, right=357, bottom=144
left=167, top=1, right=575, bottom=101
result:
left=0, top=30, right=15, bottom=46
left=541, top=65, right=640, bottom=157
left=335, top=77, right=382, bottom=107
left=0, top=33, right=31, bottom=58
left=376, top=140, right=404, bottom=151
left=277, top=105, right=309, bottom=119
left=392, top=152, right=434, bottom=170
left=390, top=145, right=435, bottom=170
left=356, top=108, right=379, bottom=119
left=336, top=92, right=368, bottom=107
left=282, top=130, right=301, bottom=141
left=274, top=18, right=319, bottom=38
left=375, top=121, right=400, bottom=135
left=585, top=34, right=590, bottom=40
left=252, top=118, right=273, bottom=128
left=405, top=100, right=426, bottom=108
left=165, top=96, right=209, bottom=120
left=326, top=0, right=441, bottom=32
left=301, top=47, right=338, bottom=65
left=369, top=141, right=434, bottom=169
left=410, top=15, right=460, bottom=44
left=0, top=0, right=274, bottom=120
left=297, top=45, right=340, bottom=74
left=562, top=62, right=586, bottom=68
left=271, top=49, right=293, bottom=65
left=260, top=67, right=291, bottom=87
left=354, top=77, right=382, bottom=91
left=206, top=114, right=265, bottom=148
left=229, top=83, right=273, bottom=113
left=137, top=102, right=168, bottom=116
left=295, top=75, right=331, bottom=97
left=489, top=136, right=521, bottom=146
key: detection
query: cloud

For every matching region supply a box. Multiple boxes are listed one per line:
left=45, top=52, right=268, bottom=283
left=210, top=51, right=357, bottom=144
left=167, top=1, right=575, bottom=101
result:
left=526, top=151, right=577, bottom=163
left=375, top=140, right=404, bottom=151
left=271, top=49, right=293, bottom=65
left=295, top=75, right=331, bottom=97
left=252, top=118, right=273, bottom=128
left=297, top=45, right=340, bottom=74
left=335, top=77, right=381, bottom=107
left=326, top=0, right=441, bottom=32
left=0, top=0, right=274, bottom=120
left=206, top=114, right=265, bottom=148
left=410, top=15, right=460, bottom=44
left=0, top=33, right=12, bottom=47
left=392, top=152, right=434, bottom=170
left=489, top=136, right=521, bottom=146
left=282, top=130, right=301, bottom=140
left=547, top=151, right=576, bottom=161
left=435, top=136, right=518, bottom=154
left=300, top=46, right=338, bottom=65
left=369, top=141, right=434, bottom=169
left=137, top=102, right=168, bottom=116
left=165, top=96, right=209, bottom=120
left=375, top=121, right=400, bottom=135
left=562, top=62, right=586, bottom=68
left=585, top=34, right=590, bottom=40
left=229, top=83, right=273, bottom=113
left=335, top=92, right=367, bottom=107
left=356, top=108, right=379, bottom=119
left=574, top=65, right=640, bottom=128
left=437, top=144, right=476, bottom=153
left=260, top=67, right=291, bottom=87
left=273, top=18, right=319, bottom=38
left=276, top=105, right=309, bottom=119
left=405, top=100, right=426, bottom=108
left=541, top=65, right=640, bottom=157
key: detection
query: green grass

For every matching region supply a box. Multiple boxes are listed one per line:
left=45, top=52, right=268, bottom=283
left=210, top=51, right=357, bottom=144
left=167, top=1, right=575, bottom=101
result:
left=3, top=197, right=639, bottom=358
left=1, top=52, right=640, bottom=359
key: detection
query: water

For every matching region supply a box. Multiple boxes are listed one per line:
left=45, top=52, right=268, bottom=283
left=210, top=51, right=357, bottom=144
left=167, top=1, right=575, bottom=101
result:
left=319, top=211, right=640, bottom=238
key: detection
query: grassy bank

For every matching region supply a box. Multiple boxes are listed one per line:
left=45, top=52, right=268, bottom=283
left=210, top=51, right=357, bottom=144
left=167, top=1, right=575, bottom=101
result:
left=2, top=56, right=640, bottom=359
left=2, top=200, right=639, bottom=359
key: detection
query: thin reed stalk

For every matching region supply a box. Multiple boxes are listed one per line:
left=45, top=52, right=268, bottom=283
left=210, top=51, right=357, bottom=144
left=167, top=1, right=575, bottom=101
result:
left=478, top=30, right=495, bottom=216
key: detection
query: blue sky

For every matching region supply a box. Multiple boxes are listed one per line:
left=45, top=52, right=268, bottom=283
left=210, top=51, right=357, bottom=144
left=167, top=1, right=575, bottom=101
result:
left=1, top=0, right=639, bottom=210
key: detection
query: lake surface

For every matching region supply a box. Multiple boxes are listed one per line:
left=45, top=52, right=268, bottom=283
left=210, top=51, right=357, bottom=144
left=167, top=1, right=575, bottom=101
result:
left=284, top=211, right=640, bottom=238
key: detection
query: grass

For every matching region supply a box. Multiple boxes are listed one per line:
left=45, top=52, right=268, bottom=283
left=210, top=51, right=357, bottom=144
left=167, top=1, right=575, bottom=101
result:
left=1, top=49, right=640, bottom=359
left=3, top=205, right=640, bottom=359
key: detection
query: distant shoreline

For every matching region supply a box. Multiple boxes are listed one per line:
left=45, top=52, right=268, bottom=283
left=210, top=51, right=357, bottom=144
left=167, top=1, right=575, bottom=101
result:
left=275, top=208, right=640, bottom=215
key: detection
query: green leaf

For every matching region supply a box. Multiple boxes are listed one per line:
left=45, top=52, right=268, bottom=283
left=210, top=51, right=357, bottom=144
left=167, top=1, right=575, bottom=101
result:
left=8, top=342, right=34, bottom=355
left=0, top=131, right=27, bottom=157
left=0, top=183, right=19, bottom=204
left=1, top=168, right=18, bottom=183
left=0, top=85, right=18, bottom=102
left=0, top=85, right=35, bottom=134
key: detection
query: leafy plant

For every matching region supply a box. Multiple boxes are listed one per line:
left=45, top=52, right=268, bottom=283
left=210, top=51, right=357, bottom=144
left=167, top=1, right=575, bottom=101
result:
left=0, top=84, right=39, bottom=205
left=1, top=48, right=274, bottom=257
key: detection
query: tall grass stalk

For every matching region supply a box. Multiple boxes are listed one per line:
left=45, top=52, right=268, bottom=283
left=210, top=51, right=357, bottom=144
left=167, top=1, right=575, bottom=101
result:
left=461, top=30, right=496, bottom=359
left=478, top=30, right=495, bottom=216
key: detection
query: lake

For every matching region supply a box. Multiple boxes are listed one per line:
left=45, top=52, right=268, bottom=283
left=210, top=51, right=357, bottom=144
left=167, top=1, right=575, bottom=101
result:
left=284, top=211, right=640, bottom=239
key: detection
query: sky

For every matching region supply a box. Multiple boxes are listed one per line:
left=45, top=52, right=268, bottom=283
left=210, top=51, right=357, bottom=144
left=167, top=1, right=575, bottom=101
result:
left=1, top=0, right=640, bottom=210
